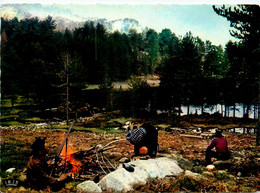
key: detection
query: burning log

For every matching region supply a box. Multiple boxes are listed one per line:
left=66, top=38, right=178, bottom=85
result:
left=49, top=120, right=127, bottom=180
left=50, top=121, right=75, bottom=177
left=50, top=137, right=126, bottom=180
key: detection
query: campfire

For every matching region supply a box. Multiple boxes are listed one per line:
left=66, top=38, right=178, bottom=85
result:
left=60, top=146, right=83, bottom=177
left=49, top=122, right=126, bottom=181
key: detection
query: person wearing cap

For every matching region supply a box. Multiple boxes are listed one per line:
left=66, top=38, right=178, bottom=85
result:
left=205, top=130, right=230, bottom=165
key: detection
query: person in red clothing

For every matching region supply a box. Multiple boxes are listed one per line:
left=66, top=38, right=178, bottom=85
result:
left=205, top=130, right=230, bottom=165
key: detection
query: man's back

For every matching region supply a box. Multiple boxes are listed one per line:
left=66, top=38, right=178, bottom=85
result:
left=208, top=137, right=228, bottom=153
left=141, top=123, right=158, bottom=156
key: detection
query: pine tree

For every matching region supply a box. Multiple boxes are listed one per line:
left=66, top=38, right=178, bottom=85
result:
left=213, top=5, right=260, bottom=144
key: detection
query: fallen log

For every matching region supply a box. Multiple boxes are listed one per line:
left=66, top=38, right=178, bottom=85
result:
left=71, top=145, right=117, bottom=159
left=180, top=134, right=202, bottom=139
left=200, top=133, right=213, bottom=139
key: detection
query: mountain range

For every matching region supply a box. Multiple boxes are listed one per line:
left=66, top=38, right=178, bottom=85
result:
left=1, top=3, right=144, bottom=33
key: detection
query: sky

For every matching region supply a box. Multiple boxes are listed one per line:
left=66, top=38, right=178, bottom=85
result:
left=1, top=0, right=259, bottom=46
left=1, top=0, right=260, bottom=4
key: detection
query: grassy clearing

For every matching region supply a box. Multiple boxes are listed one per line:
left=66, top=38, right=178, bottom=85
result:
left=156, top=124, right=171, bottom=129
left=49, top=125, right=124, bottom=133
left=24, top=117, right=48, bottom=122
left=82, top=84, right=100, bottom=90
left=106, top=117, right=131, bottom=124
left=0, top=121, right=25, bottom=126
left=0, top=117, right=48, bottom=126
left=1, top=97, right=35, bottom=108
left=0, top=115, right=20, bottom=120
left=0, top=137, right=30, bottom=176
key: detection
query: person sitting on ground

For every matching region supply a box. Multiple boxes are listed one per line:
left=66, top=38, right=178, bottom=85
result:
left=26, top=137, right=70, bottom=191
left=205, top=130, right=230, bottom=165
left=126, top=110, right=158, bottom=158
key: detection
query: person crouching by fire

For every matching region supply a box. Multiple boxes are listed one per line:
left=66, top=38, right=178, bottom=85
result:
left=126, top=110, right=158, bottom=158
left=26, top=137, right=69, bottom=191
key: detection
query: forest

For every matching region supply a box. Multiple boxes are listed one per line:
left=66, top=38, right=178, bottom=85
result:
left=1, top=5, right=260, bottom=192
left=1, top=5, right=260, bottom=120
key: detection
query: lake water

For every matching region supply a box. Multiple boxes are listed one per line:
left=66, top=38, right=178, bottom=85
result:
left=179, top=103, right=258, bottom=119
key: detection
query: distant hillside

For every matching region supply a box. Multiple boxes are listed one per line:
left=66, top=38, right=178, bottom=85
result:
left=1, top=4, right=144, bottom=33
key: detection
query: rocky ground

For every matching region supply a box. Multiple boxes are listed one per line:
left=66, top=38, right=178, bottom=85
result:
left=1, top=116, right=260, bottom=192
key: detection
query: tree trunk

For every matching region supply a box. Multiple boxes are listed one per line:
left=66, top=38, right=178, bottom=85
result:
left=243, top=104, right=246, bottom=118
left=257, top=103, right=260, bottom=146
left=65, top=54, right=70, bottom=126
left=11, top=94, right=15, bottom=108
left=233, top=103, right=236, bottom=118
left=256, top=74, right=260, bottom=146
left=11, top=81, right=15, bottom=109
left=246, top=104, right=250, bottom=118
left=66, top=72, right=69, bottom=125
left=110, top=91, right=113, bottom=111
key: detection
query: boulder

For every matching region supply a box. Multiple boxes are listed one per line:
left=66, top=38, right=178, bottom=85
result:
left=76, top=181, right=102, bottom=193
left=213, top=160, right=232, bottom=170
left=185, top=170, right=207, bottom=180
left=6, top=168, right=16, bottom=173
left=119, top=157, right=130, bottom=163
left=98, top=157, right=183, bottom=192
left=202, top=171, right=215, bottom=177
left=206, top=164, right=215, bottom=172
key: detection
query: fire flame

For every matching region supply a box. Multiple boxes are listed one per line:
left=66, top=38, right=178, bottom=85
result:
left=61, top=145, right=83, bottom=176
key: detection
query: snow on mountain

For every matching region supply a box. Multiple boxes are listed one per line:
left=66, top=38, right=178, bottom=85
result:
left=1, top=4, right=144, bottom=33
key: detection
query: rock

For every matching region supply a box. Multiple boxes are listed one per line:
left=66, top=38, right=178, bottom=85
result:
left=119, top=157, right=130, bottom=163
left=35, top=123, right=47, bottom=129
left=228, top=174, right=235, bottom=179
left=98, top=157, right=183, bottom=192
left=213, top=160, right=232, bottom=170
left=214, top=170, right=230, bottom=180
left=202, top=171, right=215, bottom=177
left=19, top=186, right=27, bottom=192
left=76, top=181, right=102, bottom=193
left=217, top=170, right=228, bottom=174
left=206, top=164, right=215, bottom=172
left=109, top=152, right=122, bottom=157
left=185, top=170, right=207, bottom=180
left=6, top=168, right=16, bottom=173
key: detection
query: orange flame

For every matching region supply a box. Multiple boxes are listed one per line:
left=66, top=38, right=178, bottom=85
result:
left=60, top=145, right=83, bottom=176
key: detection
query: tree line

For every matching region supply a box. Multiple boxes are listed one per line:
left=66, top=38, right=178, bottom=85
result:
left=1, top=5, right=259, bottom=119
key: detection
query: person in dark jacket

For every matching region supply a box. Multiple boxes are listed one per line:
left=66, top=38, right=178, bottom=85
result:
left=126, top=110, right=158, bottom=157
left=26, top=137, right=69, bottom=191
left=205, top=130, right=230, bottom=165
